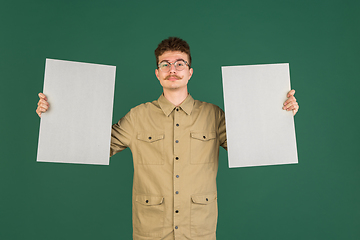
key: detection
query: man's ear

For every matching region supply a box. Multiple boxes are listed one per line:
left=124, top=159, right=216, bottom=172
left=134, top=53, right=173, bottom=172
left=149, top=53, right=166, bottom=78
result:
left=155, top=68, right=160, bottom=80
left=189, top=68, right=193, bottom=79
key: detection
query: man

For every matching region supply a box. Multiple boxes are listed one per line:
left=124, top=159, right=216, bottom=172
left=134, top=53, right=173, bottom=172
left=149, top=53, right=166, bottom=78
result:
left=36, top=37, right=299, bottom=240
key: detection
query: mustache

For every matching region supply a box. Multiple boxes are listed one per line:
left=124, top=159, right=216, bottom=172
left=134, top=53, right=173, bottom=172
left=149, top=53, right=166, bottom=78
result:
left=165, top=75, right=182, bottom=80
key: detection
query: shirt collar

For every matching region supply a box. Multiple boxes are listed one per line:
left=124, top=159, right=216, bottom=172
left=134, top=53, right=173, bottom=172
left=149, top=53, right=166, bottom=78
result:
left=158, top=93, right=195, bottom=117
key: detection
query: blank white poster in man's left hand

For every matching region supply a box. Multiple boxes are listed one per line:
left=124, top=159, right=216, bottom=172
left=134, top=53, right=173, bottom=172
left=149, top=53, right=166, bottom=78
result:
left=37, top=58, right=116, bottom=165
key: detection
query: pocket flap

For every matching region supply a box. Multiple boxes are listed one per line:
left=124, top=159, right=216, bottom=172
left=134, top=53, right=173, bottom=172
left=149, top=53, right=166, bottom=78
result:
left=190, top=132, right=216, bottom=141
left=136, top=195, right=164, bottom=206
left=191, top=193, right=217, bottom=205
left=137, top=132, right=165, bottom=143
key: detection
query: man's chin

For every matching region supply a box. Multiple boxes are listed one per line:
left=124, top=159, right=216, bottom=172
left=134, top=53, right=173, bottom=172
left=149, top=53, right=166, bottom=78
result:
left=162, top=84, right=183, bottom=90
left=160, top=80, right=188, bottom=90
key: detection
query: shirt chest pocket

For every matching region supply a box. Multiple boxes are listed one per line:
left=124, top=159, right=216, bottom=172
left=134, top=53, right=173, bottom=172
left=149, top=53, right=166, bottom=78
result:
left=190, top=131, right=217, bottom=164
left=136, top=132, right=165, bottom=165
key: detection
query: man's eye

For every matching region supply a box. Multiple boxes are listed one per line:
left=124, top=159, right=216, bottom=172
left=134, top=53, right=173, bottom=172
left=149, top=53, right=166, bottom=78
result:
left=161, top=63, right=169, bottom=68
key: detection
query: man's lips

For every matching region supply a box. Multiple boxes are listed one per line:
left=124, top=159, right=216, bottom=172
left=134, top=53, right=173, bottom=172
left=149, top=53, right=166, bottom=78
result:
left=165, top=75, right=182, bottom=80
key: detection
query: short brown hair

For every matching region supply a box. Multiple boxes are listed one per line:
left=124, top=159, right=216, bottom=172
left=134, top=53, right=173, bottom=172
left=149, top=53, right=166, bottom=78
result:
left=155, top=37, right=192, bottom=67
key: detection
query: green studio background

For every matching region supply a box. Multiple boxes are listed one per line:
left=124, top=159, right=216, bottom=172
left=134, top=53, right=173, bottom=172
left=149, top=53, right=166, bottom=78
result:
left=1, top=0, right=359, bottom=239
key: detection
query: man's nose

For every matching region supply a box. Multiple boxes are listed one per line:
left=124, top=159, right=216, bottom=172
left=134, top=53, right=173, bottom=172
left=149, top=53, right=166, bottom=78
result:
left=169, top=63, right=177, bottom=73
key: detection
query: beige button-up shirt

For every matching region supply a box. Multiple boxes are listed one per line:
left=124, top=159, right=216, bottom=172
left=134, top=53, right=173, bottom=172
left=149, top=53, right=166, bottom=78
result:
left=110, top=94, right=227, bottom=240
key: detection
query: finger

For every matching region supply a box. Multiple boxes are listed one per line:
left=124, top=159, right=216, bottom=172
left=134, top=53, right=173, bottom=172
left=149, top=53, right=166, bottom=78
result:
left=283, top=96, right=296, bottom=106
left=293, top=105, right=299, bottom=116
left=283, top=102, right=293, bottom=110
left=36, top=108, right=42, bottom=118
left=36, top=102, right=49, bottom=114
left=292, top=103, right=299, bottom=111
left=287, top=89, right=295, bottom=98
left=38, top=92, right=47, bottom=101
left=286, top=102, right=299, bottom=111
left=283, top=102, right=298, bottom=111
left=38, top=99, right=49, bottom=106
left=37, top=107, right=48, bottom=115
left=38, top=103, right=49, bottom=111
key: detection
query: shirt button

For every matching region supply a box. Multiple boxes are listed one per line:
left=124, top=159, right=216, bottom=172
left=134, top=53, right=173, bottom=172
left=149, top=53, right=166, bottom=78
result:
left=175, top=140, right=179, bottom=143
left=148, top=136, right=152, bottom=140
left=176, top=108, right=179, bottom=111
left=175, top=157, right=179, bottom=160
left=175, top=191, right=179, bottom=194
left=203, top=136, right=206, bottom=139
left=176, top=123, right=179, bottom=127
left=175, top=226, right=178, bottom=229
left=176, top=175, right=179, bottom=178
left=175, top=210, right=179, bottom=213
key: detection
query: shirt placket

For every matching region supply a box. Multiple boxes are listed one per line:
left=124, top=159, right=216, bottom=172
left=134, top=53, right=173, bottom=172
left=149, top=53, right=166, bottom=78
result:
left=173, top=106, right=181, bottom=238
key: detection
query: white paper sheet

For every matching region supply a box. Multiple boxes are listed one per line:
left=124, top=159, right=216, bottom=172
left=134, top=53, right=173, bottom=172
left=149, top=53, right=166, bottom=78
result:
left=37, top=59, right=116, bottom=165
left=221, top=63, right=298, bottom=168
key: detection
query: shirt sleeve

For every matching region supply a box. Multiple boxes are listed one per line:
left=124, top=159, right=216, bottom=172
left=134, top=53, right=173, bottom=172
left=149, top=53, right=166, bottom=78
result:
left=218, top=107, right=227, bottom=150
left=110, top=109, right=134, bottom=157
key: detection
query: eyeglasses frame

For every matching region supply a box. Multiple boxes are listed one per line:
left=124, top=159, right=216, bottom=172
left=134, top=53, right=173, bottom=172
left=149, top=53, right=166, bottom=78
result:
left=157, top=59, right=190, bottom=72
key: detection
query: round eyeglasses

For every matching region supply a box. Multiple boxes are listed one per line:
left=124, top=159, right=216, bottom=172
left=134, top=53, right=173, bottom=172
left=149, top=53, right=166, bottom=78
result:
left=158, top=60, right=190, bottom=72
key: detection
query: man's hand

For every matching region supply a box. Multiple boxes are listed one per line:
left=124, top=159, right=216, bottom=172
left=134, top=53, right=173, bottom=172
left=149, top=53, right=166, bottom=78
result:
left=36, top=93, right=49, bottom=118
left=283, top=89, right=299, bottom=116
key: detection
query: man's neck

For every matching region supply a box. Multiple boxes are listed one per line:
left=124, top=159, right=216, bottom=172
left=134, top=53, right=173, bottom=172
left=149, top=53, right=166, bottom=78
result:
left=163, top=88, right=189, bottom=107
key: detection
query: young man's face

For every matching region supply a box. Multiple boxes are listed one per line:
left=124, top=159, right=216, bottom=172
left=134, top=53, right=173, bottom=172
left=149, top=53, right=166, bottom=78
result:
left=155, top=51, right=193, bottom=91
